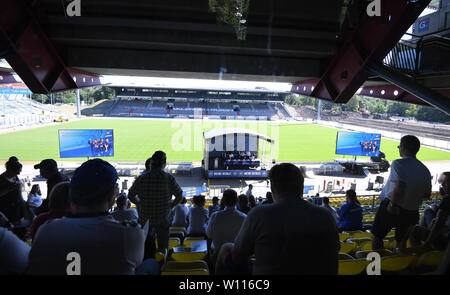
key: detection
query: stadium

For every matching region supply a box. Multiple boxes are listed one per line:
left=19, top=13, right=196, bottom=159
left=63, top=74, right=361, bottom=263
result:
left=0, top=0, right=450, bottom=280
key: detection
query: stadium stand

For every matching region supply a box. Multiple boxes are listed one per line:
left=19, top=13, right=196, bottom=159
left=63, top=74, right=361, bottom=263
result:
left=0, top=93, right=63, bottom=129
left=105, top=98, right=289, bottom=120
left=80, top=99, right=116, bottom=116
left=1, top=155, right=447, bottom=276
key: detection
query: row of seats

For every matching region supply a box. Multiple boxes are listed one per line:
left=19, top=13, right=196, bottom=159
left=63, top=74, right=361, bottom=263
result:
left=158, top=227, right=445, bottom=275
left=155, top=226, right=211, bottom=274
left=337, top=229, right=445, bottom=275
left=338, top=249, right=445, bottom=275
left=108, top=99, right=288, bottom=119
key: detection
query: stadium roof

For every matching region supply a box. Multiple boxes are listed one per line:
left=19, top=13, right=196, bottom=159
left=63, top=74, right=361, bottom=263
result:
left=1, top=0, right=447, bottom=114
left=204, top=128, right=274, bottom=143
left=429, top=0, right=441, bottom=8
left=0, top=82, right=32, bottom=94
left=111, top=84, right=290, bottom=94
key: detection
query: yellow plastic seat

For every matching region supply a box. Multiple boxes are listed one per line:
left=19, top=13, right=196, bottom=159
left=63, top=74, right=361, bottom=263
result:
left=162, top=269, right=210, bottom=275
left=338, top=259, right=369, bottom=275
left=162, top=260, right=209, bottom=272
left=169, top=237, right=181, bottom=250
left=380, top=255, right=415, bottom=272
left=170, top=227, right=187, bottom=233
left=339, top=233, right=350, bottom=242
left=355, top=249, right=393, bottom=259
left=172, top=238, right=207, bottom=262
left=415, top=251, right=445, bottom=269
left=351, top=231, right=372, bottom=239
left=171, top=248, right=207, bottom=262
left=359, top=240, right=391, bottom=251
left=339, top=242, right=357, bottom=254
left=338, top=253, right=354, bottom=260
left=155, top=249, right=168, bottom=263
left=390, top=239, right=411, bottom=250
left=348, top=237, right=371, bottom=244
left=387, top=230, right=395, bottom=236
left=183, top=237, right=205, bottom=248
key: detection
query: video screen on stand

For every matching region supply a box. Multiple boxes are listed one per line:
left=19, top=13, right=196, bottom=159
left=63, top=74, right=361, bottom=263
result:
left=336, top=131, right=381, bottom=157
left=59, top=129, right=114, bottom=158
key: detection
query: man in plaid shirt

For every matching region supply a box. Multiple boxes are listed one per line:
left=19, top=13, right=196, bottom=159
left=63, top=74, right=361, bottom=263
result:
left=129, top=151, right=183, bottom=256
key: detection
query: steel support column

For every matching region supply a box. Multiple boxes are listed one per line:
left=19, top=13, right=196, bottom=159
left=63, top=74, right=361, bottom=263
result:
left=291, top=0, right=431, bottom=104
left=365, top=61, right=450, bottom=114
left=76, top=89, right=80, bottom=118
left=0, top=0, right=101, bottom=94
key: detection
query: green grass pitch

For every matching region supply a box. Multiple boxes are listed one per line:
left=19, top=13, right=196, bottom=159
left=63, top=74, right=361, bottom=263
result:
left=0, top=118, right=448, bottom=163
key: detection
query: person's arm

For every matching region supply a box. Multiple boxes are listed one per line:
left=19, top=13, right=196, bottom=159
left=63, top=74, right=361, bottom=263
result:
left=387, top=181, right=406, bottom=214
left=231, top=245, right=248, bottom=265
left=231, top=215, right=253, bottom=265
left=127, top=178, right=141, bottom=204
left=0, top=181, right=20, bottom=198
left=171, top=193, right=182, bottom=209
left=206, top=212, right=216, bottom=239
left=337, top=205, right=346, bottom=221
left=423, top=175, right=432, bottom=201
left=386, top=160, right=405, bottom=205
left=424, top=208, right=449, bottom=247
left=425, top=197, right=450, bottom=247
left=185, top=209, right=191, bottom=228
left=19, top=198, right=27, bottom=221
left=169, top=175, right=183, bottom=208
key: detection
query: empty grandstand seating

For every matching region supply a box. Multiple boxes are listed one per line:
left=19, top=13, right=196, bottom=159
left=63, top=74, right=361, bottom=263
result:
left=338, top=258, right=369, bottom=275
left=171, top=250, right=207, bottom=262
left=380, top=255, right=416, bottom=274
left=107, top=98, right=290, bottom=120
left=161, top=260, right=210, bottom=275
left=0, top=95, right=63, bottom=128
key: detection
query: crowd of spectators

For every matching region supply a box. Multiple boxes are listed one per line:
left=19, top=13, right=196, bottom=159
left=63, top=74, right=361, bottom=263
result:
left=1, top=134, right=449, bottom=275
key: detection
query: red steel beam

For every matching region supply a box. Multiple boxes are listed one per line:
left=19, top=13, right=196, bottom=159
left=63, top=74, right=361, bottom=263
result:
left=0, top=0, right=101, bottom=94
left=291, top=0, right=431, bottom=104
left=360, top=85, right=450, bottom=107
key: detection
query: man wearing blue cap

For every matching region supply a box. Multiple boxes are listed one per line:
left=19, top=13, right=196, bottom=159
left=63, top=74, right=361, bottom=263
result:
left=27, top=159, right=155, bottom=275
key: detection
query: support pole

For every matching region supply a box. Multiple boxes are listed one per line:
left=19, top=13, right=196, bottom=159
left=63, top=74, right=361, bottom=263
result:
left=366, top=61, right=450, bottom=115
left=317, top=100, right=322, bottom=121
left=270, top=141, right=274, bottom=165
left=76, top=89, right=81, bottom=118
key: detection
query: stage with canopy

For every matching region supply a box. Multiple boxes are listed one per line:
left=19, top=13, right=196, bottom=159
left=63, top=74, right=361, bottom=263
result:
left=203, top=128, right=275, bottom=179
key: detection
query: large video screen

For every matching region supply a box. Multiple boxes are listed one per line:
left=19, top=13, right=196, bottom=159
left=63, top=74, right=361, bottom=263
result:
left=59, top=129, right=114, bottom=158
left=336, top=132, right=381, bottom=157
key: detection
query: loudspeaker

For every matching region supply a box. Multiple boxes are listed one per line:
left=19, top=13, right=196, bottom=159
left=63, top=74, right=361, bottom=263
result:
left=375, top=176, right=384, bottom=184
left=122, top=179, right=128, bottom=190
left=367, top=181, right=374, bottom=190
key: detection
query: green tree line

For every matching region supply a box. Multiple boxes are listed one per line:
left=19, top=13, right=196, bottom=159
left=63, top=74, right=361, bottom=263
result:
left=31, top=86, right=115, bottom=105
left=284, top=93, right=450, bottom=123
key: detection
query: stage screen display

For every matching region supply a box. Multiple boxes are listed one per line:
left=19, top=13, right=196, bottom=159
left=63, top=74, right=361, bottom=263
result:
left=59, top=129, right=114, bottom=158
left=336, top=132, right=381, bottom=157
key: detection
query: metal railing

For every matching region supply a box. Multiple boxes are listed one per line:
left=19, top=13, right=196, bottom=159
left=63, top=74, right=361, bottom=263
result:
left=383, top=42, right=418, bottom=74
left=383, top=28, right=450, bottom=76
